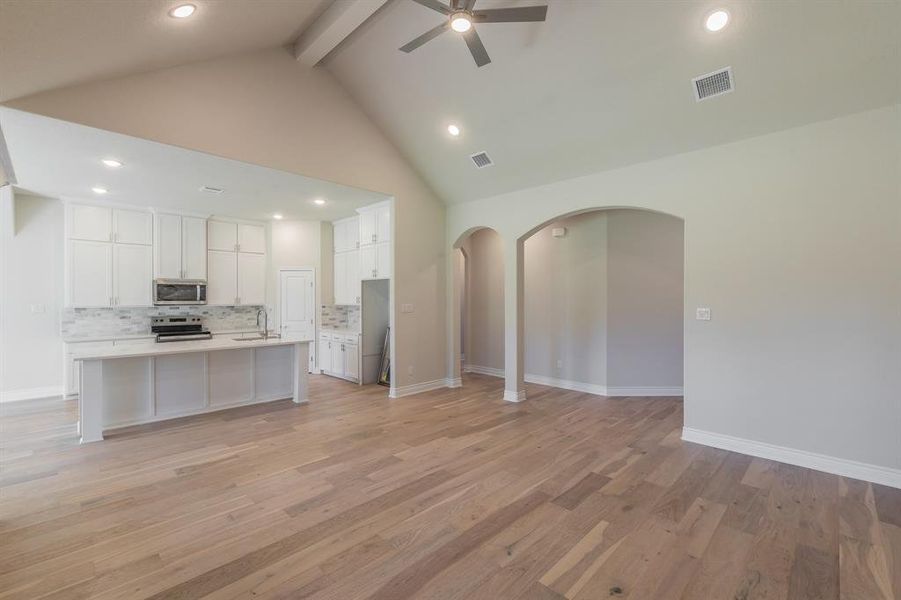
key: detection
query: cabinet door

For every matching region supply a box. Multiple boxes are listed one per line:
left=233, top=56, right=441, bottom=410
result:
left=238, top=223, right=266, bottom=254
left=359, top=211, right=377, bottom=247
left=113, top=209, right=152, bottom=245
left=155, top=213, right=182, bottom=278
left=359, top=245, right=377, bottom=280
left=237, top=252, right=266, bottom=305
left=331, top=339, right=345, bottom=375
left=332, top=221, right=345, bottom=253
left=376, top=242, right=392, bottom=279
left=376, top=204, right=391, bottom=244
left=345, top=249, right=360, bottom=305
left=208, top=220, right=238, bottom=251
left=333, top=251, right=346, bottom=305
left=181, top=217, right=207, bottom=279
left=68, top=240, right=112, bottom=307
left=344, top=343, right=359, bottom=380
left=68, top=204, right=111, bottom=242
left=207, top=250, right=237, bottom=305
left=114, top=244, right=152, bottom=306
left=318, top=335, right=332, bottom=373
left=345, top=217, right=359, bottom=250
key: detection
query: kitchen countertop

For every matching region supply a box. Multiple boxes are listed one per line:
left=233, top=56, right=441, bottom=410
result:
left=71, top=335, right=312, bottom=361
left=63, top=329, right=268, bottom=344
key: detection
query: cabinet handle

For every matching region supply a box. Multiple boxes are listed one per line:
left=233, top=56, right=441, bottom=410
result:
left=355, top=241, right=359, bottom=249
left=114, top=297, right=119, bottom=305
left=236, top=243, right=241, bottom=252
left=372, top=234, right=376, bottom=243
left=109, top=232, right=113, bottom=242
left=109, top=296, right=113, bottom=306
left=372, top=269, right=376, bottom=278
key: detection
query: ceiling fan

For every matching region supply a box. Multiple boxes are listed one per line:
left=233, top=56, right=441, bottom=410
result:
left=399, top=0, right=548, bottom=67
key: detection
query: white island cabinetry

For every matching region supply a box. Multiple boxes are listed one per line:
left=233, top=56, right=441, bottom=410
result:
left=72, top=337, right=312, bottom=443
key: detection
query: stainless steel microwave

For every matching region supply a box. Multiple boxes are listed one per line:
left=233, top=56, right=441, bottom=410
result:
left=153, top=279, right=207, bottom=305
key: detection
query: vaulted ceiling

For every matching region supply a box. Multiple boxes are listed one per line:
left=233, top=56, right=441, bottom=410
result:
left=324, top=0, right=901, bottom=203
left=1, top=0, right=899, bottom=205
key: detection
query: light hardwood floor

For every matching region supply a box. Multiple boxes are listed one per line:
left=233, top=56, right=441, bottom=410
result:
left=1, top=374, right=899, bottom=599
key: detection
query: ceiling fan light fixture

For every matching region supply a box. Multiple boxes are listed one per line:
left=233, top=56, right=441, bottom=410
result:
left=450, top=13, right=472, bottom=33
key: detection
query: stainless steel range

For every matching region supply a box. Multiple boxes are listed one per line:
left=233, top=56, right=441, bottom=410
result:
left=151, top=316, right=212, bottom=343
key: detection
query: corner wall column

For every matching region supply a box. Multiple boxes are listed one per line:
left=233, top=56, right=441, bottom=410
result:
left=503, top=236, right=525, bottom=402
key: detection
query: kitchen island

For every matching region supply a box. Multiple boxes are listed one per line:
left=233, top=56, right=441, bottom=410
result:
left=71, top=336, right=312, bottom=443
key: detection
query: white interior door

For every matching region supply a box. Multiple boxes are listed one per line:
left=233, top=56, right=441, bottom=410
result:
left=280, top=269, right=316, bottom=371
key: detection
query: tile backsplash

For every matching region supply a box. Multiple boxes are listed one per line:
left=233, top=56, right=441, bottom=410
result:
left=321, top=305, right=361, bottom=331
left=61, top=305, right=263, bottom=340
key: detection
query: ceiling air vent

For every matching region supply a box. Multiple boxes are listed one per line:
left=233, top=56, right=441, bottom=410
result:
left=199, top=185, right=224, bottom=194
left=470, top=151, right=493, bottom=169
left=692, top=67, right=734, bottom=102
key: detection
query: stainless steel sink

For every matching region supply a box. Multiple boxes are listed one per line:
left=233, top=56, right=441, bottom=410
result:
left=232, top=334, right=281, bottom=342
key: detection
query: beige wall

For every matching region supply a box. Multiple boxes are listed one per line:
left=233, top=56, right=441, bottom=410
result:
left=449, top=104, right=901, bottom=476
left=5, top=47, right=447, bottom=390
left=464, top=210, right=684, bottom=392
left=607, top=210, right=684, bottom=388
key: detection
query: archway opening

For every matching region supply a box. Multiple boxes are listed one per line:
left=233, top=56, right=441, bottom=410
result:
left=521, top=208, right=684, bottom=398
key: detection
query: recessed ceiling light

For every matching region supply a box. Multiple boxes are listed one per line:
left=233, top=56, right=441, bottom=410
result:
left=169, top=4, right=196, bottom=18
left=705, top=10, right=729, bottom=32
left=450, top=14, right=472, bottom=33
left=92, top=187, right=108, bottom=195
left=101, top=158, right=123, bottom=168
left=313, top=198, right=326, bottom=205
left=272, top=214, right=283, bottom=220
left=447, top=124, right=461, bottom=136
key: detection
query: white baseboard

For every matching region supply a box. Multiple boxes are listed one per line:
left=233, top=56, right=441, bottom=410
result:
left=445, top=377, right=462, bottom=388
left=0, top=386, right=65, bottom=403
left=503, top=389, right=527, bottom=402
left=389, top=378, right=450, bottom=399
left=463, top=364, right=505, bottom=378
left=462, top=365, right=683, bottom=398
left=682, top=427, right=901, bottom=490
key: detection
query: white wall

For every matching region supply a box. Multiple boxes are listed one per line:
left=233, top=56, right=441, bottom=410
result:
left=449, top=104, right=901, bottom=478
left=0, top=190, right=64, bottom=399
left=464, top=210, right=684, bottom=392
left=7, top=47, right=447, bottom=393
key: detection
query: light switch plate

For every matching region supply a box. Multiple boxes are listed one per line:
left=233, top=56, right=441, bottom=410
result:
left=401, top=303, right=414, bottom=313
left=696, top=307, right=712, bottom=321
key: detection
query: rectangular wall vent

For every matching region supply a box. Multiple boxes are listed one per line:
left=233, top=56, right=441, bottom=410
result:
left=692, top=67, right=734, bottom=101
left=199, top=185, right=224, bottom=194
left=470, top=151, right=493, bottom=169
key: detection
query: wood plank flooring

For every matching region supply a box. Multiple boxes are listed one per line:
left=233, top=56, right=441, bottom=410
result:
left=1, top=374, right=899, bottom=599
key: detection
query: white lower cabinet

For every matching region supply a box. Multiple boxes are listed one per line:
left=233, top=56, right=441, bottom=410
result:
left=319, top=331, right=360, bottom=383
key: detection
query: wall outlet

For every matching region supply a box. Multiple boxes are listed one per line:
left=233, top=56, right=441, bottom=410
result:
left=401, top=303, right=414, bottom=314
left=407, top=365, right=414, bottom=376
left=29, top=304, right=46, bottom=314
left=696, top=307, right=712, bottom=321
left=556, top=359, right=563, bottom=370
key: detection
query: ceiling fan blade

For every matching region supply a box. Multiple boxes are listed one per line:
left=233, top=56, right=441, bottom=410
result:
left=462, top=0, right=477, bottom=10
left=399, top=22, right=451, bottom=53
left=411, top=0, right=451, bottom=15
left=472, top=5, right=547, bottom=23
left=462, top=27, right=491, bottom=67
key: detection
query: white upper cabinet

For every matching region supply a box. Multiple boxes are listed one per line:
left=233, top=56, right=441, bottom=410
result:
left=68, top=240, right=113, bottom=307
left=238, top=223, right=266, bottom=254
left=155, top=213, right=207, bottom=279
left=181, top=217, right=207, bottom=279
left=207, top=250, right=238, bottom=305
left=69, top=204, right=112, bottom=242
left=376, top=242, right=391, bottom=279
left=113, top=244, right=152, bottom=306
left=333, top=217, right=359, bottom=252
left=376, top=204, right=391, bottom=244
left=359, top=211, right=377, bottom=247
left=357, top=202, right=391, bottom=247
left=359, top=245, right=377, bottom=280
left=113, top=209, right=152, bottom=245
left=155, top=213, right=182, bottom=279
left=206, top=218, right=267, bottom=306
left=237, top=252, right=266, bottom=305
left=208, top=220, right=238, bottom=251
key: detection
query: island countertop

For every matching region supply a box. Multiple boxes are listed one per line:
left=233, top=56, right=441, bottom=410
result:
left=71, top=335, right=312, bottom=361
